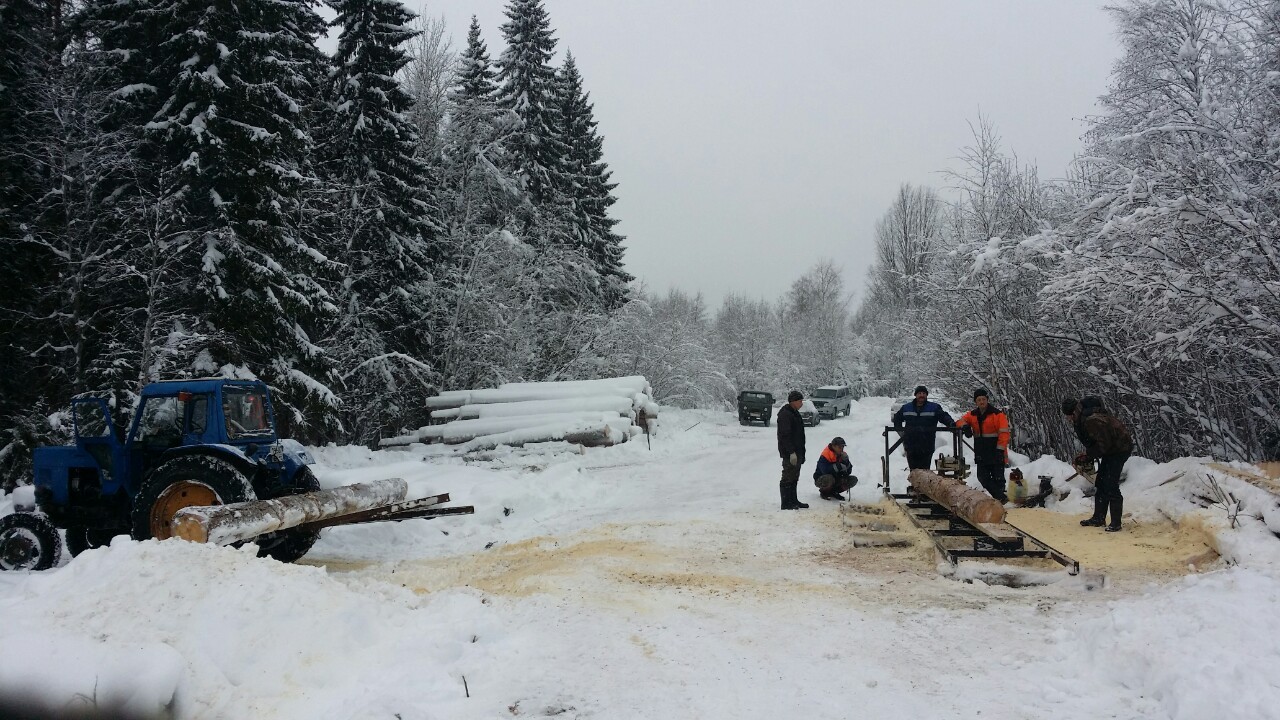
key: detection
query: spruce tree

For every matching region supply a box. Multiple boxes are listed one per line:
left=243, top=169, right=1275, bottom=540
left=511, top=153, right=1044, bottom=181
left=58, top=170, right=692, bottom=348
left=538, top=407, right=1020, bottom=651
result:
left=455, top=15, right=497, bottom=105
left=320, top=0, right=441, bottom=442
left=146, top=0, right=339, bottom=434
left=494, top=0, right=567, bottom=210
left=555, top=52, right=630, bottom=305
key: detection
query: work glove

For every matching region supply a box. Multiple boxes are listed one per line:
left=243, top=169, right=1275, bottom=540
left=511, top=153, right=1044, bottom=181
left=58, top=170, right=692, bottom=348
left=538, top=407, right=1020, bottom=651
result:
left=849, top=475, right=859, bottom=487
left=789, top=452, right=798, bottom=467
left=1074, top=452, right=1090, bottom=466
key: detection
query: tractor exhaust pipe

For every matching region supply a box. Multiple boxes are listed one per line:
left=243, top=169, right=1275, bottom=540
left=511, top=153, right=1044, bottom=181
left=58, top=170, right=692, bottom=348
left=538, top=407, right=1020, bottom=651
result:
left=171, top=478, right=409, bottom=546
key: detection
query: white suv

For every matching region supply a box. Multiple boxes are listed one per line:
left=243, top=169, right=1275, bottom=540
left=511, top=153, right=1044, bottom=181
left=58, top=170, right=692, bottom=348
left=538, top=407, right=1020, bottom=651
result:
left=811, top=385, right=852, bottom=419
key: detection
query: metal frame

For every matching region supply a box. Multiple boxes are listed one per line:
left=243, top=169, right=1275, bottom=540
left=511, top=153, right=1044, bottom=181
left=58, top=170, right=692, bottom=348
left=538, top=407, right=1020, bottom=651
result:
left=879, top=426, right=973, bottom=493
left=879, top=426, right=1079, bottom=574
left=890, top=488, right=1080, bottom=574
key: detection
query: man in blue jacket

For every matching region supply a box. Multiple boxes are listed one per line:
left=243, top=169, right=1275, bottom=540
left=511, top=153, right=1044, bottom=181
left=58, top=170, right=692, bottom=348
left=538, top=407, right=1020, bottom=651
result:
left=892, top=385, right=956, bottom=471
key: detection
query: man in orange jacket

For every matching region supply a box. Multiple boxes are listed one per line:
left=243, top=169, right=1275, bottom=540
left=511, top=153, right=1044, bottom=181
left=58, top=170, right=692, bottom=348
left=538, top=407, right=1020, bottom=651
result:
left=955, top=388, right=1011, bottom=503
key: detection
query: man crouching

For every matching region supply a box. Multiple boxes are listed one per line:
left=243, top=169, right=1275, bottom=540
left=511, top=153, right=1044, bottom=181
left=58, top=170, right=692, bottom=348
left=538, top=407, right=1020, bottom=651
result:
left=814, top=436, right=858, bottom=501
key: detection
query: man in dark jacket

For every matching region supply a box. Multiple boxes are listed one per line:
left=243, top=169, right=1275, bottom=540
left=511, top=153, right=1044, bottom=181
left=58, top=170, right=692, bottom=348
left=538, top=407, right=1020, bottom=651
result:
left=1063, top=396, right=1133, bottom=531
left=814, top=436, right=857, bottom=501
left=892, top=386, right=956, bottom=471
left=776, top=390, right=808, bottom=510
left=955, top=388, right=1011, bottom=503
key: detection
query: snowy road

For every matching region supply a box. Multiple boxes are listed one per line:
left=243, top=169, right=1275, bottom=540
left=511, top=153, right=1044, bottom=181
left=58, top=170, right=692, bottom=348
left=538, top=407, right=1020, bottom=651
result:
left=2, top=398, right=1280, bottom=719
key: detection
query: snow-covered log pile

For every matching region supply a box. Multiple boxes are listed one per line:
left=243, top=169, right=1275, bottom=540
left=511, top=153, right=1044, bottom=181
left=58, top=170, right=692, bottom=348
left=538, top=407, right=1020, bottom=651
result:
left=380, top=376, right=659, bottom=451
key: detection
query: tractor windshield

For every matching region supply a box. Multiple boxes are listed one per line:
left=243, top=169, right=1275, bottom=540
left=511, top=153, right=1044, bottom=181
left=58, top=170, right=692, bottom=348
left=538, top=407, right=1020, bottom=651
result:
left=222, top=388, right=272, bottom=439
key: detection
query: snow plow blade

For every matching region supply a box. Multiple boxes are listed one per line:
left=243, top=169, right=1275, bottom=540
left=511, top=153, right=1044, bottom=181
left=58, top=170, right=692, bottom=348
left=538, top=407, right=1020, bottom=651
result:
left=170, top=478, right=474, bottom=546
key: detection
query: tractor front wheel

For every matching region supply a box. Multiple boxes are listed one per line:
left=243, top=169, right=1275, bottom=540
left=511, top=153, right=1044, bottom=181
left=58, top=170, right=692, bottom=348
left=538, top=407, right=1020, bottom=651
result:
left=253, top=468, right=322, bottom=564
left=65, top=525, right=118, bottom=557
left=131, top=456, right=255, bottom=541
left=0, top=512, right=62, bottom=571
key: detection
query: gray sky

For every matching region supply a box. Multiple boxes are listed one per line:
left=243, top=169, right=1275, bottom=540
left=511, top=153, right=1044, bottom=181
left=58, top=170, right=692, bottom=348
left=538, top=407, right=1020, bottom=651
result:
left=339, top=1, right=1121, bottom=308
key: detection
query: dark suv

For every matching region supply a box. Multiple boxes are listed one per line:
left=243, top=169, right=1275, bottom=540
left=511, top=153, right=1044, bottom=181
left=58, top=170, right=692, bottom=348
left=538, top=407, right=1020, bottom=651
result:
left=811, top=385, right=852, bottom=419
left=737, top=391, right=775, bottom=426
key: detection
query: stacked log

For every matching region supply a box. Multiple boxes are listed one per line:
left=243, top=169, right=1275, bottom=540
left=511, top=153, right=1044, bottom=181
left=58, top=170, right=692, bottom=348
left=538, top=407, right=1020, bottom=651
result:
left=908, top=469, right=1006, bottom=524
left=380, top=376, right=656, bottom=451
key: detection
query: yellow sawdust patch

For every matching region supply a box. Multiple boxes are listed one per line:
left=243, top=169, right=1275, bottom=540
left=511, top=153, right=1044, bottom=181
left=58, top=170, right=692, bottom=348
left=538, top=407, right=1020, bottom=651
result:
left=1006, top=507, right=1219, bottom=577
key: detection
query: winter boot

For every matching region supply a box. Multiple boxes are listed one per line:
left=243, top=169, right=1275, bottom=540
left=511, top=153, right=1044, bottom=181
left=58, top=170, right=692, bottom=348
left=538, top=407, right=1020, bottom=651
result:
left=1080, top=495, right=1106, bottom=526
left=1105, top=497, right=1123, bottom=532
left=785, top=484, right=808, bottom=509
left=780, top=485, right=795, bottom=510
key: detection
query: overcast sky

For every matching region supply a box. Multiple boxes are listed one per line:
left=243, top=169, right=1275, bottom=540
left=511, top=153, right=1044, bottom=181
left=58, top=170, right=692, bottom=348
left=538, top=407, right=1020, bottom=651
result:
left=339, top=1, right=1121, bottom=308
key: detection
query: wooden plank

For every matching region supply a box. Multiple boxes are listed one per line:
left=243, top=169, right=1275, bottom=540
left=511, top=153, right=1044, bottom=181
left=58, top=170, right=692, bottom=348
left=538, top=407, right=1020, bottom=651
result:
left=975, top=522, right=1021, bottom=543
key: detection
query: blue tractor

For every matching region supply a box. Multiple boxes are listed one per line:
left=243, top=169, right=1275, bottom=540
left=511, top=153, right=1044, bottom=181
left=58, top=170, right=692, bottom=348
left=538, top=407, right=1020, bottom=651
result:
left=1, top=378, right=324, bottom=571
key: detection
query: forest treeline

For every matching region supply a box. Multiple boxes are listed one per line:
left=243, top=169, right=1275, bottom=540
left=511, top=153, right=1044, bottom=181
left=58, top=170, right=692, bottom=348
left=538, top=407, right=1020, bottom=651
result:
left=3, top=0, right=1277, bottom=489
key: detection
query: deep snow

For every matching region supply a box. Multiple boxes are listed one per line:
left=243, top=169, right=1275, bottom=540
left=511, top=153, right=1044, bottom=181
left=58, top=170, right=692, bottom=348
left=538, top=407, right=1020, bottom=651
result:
left=3, top=397, right=1280, bottom=719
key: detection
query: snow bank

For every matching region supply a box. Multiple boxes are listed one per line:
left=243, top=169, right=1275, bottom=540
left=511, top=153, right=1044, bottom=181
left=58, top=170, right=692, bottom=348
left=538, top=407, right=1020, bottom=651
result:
left=0, top=540, right=483, bottom=719
left=1030, top=568, right=1280, bottom=720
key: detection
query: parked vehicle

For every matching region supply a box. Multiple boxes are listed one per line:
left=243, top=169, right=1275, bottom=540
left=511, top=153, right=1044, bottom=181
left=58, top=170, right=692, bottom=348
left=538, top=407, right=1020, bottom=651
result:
left=811, top=385, right=852, bottom=419
left=799, top=399, right=821, bottom=427
left=737, top=391, right=775, bottom=426
left=0, top=378, right=472, bottom=572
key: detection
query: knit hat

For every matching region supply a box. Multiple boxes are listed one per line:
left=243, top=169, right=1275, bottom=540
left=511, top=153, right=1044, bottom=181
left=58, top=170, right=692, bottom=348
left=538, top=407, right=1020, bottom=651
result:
left=973, top=387, right=989, bottom=401
left=1061, top=397, right=1078, bottom=415
left=831, top=436, right=847, bottom=447
left=787, top=390, right=804, bottom=402
left=913, top=385, right=928, bottom=395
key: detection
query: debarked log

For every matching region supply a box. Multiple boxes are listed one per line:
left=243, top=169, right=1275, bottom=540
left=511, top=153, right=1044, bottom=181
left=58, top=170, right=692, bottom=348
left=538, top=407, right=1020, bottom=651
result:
left=171, top=478, right=409, bottom=545
left=908, top=469, right=1006, bottom=525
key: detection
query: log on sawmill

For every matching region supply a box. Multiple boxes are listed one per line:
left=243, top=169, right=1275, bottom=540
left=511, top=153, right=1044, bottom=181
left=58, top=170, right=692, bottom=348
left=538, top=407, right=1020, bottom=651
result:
left=171, top=478, right=409, bottom=546
left=908, top=469, right=1006, bottom=525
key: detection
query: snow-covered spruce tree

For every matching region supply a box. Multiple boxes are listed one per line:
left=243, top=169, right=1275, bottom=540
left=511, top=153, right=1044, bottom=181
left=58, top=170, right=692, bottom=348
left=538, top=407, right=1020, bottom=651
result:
left=437, top=14, right=518, bottom=236
left=145, top=0, right=339, bottom=437
left=318, top=0, right=444, bottom=443
left=554, top=51, right=630, bottom=307
left=494, top=0, right=568, bottom=214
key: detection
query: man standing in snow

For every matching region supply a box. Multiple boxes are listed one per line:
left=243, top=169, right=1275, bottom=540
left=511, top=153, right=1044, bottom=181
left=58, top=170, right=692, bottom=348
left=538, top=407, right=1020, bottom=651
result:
left=777, top=390, right=809, bottom=510
left=814, top=436, right=857, bottom=501
left=892, top=386, right=956, bottom=471
left=955, top=388, right=1011, bottom=503
left=1063, top=396, right=1133, bottom=531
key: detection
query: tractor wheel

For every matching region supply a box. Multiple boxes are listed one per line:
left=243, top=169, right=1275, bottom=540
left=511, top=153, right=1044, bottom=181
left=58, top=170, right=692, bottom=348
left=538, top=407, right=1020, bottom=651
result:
left=0, top=512, right=62, bottom=571
left=64, top=525, right=117, bottom=557
left=131, top=455, right=255, bottom=541
left=253, top=468, right=322, bottom=564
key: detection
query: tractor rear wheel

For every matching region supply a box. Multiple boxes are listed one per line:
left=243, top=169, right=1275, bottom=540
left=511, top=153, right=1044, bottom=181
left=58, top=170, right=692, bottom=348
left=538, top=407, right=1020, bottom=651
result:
left=253, top=467, right=322, bottom=564
left=0, top=512, right=62, bottom=571
left=131, top=456, right=255, bottom=541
